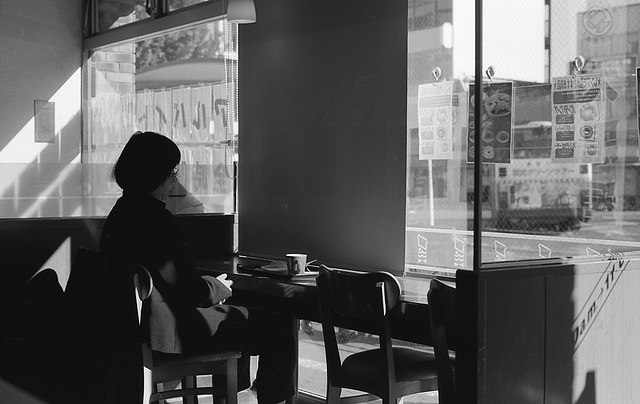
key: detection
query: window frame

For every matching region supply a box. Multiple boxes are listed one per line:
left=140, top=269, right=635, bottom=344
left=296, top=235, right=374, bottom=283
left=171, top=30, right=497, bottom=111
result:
left=81, top=0, right=234, bottom=216
left=83, top=1, right=225, bottom=50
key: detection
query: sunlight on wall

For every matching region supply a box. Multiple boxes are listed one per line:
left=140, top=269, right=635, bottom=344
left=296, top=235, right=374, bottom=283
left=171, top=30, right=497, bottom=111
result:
left=0, top=68, right=81, bottom=164
left=18, top=163, right=81, bottom=218
left=0, top=68, right=81, bottom=217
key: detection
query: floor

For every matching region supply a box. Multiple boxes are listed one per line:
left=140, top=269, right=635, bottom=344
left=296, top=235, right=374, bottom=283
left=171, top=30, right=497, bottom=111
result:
left=169, top=389, right=438, bottom=404
left=166, top=330, right=441, bottom=404
left=161, top=352, right=440, bottom=403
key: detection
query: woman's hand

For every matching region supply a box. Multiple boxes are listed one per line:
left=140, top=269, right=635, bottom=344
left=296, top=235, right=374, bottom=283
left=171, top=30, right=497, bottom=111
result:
left=216, top=273, right=233, bottom=304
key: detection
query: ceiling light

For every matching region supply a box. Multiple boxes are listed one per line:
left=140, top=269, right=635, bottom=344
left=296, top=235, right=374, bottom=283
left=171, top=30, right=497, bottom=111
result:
left=227, top=0, right=256, bottom=24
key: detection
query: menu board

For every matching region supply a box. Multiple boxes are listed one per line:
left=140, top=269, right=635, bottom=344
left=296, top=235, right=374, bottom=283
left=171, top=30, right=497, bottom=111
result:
left=467, top=82, right=513, bottom=164
left=551, top=73, right=605, bottom=164
left=417, top=81, right=454, bottom=160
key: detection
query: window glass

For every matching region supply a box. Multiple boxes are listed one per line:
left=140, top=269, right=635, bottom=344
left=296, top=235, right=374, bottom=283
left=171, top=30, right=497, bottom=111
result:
left=169, top=0, right=210, bottom=12
left=95, top=0, right=211, bottom=32
left=86, top=19, right=237, bottom=216
left=96, top=0, right=150, bottom=32
left=406, top=0, right=640, bottom=275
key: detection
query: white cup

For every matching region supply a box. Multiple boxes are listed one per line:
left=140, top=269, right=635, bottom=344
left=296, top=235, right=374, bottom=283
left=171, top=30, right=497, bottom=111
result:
left=286, top=254, right=307, bottom=275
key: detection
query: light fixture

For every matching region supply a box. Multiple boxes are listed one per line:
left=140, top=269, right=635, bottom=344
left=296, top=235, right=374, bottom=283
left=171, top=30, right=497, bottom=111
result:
left=227, top=0, right=256, bottom=24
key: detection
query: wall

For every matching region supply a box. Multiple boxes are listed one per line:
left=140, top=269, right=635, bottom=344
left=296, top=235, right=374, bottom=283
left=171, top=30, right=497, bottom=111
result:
left=0, top=0, right=82, bottom=162
left=237, top=0, right=408, bottom=273
left=457, top=255, right=640, bottom=403
left=0, top=0, right=83, bottom=216
left=0, top=214, right=235, bottom=299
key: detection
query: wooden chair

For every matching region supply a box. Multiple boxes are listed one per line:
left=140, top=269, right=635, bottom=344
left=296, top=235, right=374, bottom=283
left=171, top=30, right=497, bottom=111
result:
left=0, top=268, right=72, bottom=403
left=132, top=264, right=240, bottom=404
left=67, top=247, right=241, bottom=404
left=427, top=279, right=456, bottom=404
left=316, top=265, right=439, bottom=404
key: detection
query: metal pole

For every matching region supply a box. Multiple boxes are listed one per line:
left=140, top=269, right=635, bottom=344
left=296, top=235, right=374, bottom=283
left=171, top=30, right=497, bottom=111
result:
left=473, top=0, right=483, bottom=271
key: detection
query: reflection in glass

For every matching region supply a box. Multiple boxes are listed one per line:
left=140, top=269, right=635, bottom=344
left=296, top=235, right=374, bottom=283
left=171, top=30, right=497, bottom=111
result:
left=169, top=0, right=210, bottom=12
left=96, top=0, right=150, bottom=32
left=95, top=0, right=211, bottom=32
left=87, top=20, right=236, bottom=216
left=405, top=0, right=640, bottom=275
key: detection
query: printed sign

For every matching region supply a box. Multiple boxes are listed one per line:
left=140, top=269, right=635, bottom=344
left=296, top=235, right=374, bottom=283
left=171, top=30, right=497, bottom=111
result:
left=191, top=85, right=212, bottom=142
left=417, top=81, right=454, bottom=160
left=34, top=101, right=55, bottom=143
left=152, top=89, right=172, bottom=135
left=637, top=67, right=640, bottom=154
left=551, top=73, right=605, bottom=164
left=573, top=258, right=627, bottom=352
left=172, top=87, right=191, bottom=141
left=467, top=82, right=514, bottom=164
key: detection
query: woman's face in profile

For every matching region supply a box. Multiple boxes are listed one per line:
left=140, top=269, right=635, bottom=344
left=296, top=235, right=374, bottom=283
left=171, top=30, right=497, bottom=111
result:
left=154, top=167, right=178, bottom=201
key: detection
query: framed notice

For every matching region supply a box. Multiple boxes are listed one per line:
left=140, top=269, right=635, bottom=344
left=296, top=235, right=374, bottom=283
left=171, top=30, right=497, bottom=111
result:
left=551, top=73, right=604, bottom=164
left=417, top=81, right=454, bottom=160
left=34, top=100, right=55, bottom=143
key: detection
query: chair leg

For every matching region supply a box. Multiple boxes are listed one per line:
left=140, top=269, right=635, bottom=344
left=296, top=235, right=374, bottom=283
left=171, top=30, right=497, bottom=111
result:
left=326, top=385, right=341, bottom=404
left=142, top=365, right=153, bottom=404
left=183, top=376, right=197, bottom=404
left=212, top=358, right=238, bottom=404
left=213, top=374, right=227, bottom=404
left=226, top=358, right=238, bottom=404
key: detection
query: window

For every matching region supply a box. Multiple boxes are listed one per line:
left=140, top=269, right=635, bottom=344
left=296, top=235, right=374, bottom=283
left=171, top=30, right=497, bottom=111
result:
left=93, top=0, right=212, bottom=33
left=405, top=0, right=640, bottom=275
left=0, top=1, right=233, bottom=219
left=84, top=2, right=237, bottom=216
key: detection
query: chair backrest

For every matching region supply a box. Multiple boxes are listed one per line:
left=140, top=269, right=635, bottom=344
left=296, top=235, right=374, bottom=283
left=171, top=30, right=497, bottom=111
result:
left=132, top=265, right=155, bottom=404
left=66, top=247, right=110, bottom=323
left=69, top=250, right=149, bottom=337
left=67, top=247, right=136, bottom=344
left=317, top=265, right=402, bottom=386
left=67, top=248, right=156, bottom=402
left=132, top=265, right=154, bottom=323
left=2, top=267, right=67, bottom=341
left=427, top=279, right=456, bottom=404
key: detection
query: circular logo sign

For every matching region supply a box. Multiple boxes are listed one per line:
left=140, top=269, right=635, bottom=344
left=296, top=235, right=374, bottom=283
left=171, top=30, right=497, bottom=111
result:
left=582, top=6, right=613, bottom=37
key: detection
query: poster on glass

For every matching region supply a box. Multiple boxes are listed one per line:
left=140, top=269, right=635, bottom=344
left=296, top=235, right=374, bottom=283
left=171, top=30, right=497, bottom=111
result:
left=551, top=73, right=604, bottom=164
left=467, top=81, right=513, bottom=164
left=417, top=81, right=454, bottom=160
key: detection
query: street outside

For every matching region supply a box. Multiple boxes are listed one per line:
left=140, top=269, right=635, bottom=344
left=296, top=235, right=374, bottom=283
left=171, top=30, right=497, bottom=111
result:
left=406, top=202, right=640, bottom=270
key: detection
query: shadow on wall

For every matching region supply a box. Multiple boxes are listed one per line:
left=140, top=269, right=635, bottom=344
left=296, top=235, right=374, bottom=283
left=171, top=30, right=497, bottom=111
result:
left=575, top=371, right=596, bottom=404
left=0, top=110, right=103, bottom=219
left=0, top=2, right=84, bottom=218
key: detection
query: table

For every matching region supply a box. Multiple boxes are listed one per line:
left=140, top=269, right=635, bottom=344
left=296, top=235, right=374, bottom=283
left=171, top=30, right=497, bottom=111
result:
left=197, top=255, right=437, bottom=402
left=197, top=255, right=433, bottom=346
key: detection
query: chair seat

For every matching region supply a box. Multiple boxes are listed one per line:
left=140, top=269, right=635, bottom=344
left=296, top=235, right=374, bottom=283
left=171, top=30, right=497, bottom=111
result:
left=153, top=350, right=242, bottom=367
left=342, top=347, right=438, bottom=383
left=151, top=349, right=242, bottom=385
left=318, top=266, right=440, bottom=404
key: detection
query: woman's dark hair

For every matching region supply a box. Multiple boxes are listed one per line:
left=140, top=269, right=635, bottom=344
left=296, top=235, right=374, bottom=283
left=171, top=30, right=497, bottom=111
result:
left=112, top=131, right=181, bottom=192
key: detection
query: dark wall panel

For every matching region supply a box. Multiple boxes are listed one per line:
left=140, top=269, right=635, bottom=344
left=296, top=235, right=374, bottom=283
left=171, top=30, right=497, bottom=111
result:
left=238, top=0, right=408, bottom=273
left=482, top=275, right=546, bottom=404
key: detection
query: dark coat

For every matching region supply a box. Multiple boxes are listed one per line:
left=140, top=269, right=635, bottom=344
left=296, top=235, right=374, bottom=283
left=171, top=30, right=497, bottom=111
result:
left=100, top=190, right=246, bottom=354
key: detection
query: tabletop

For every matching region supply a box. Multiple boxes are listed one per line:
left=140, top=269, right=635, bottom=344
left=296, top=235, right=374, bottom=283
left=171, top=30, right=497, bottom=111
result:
left=196, top=255, right=438, bottom=346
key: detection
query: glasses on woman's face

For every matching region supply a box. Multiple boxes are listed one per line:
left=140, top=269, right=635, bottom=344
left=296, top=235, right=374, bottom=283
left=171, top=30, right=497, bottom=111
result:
left=171, top=167, right=179, bottom=183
